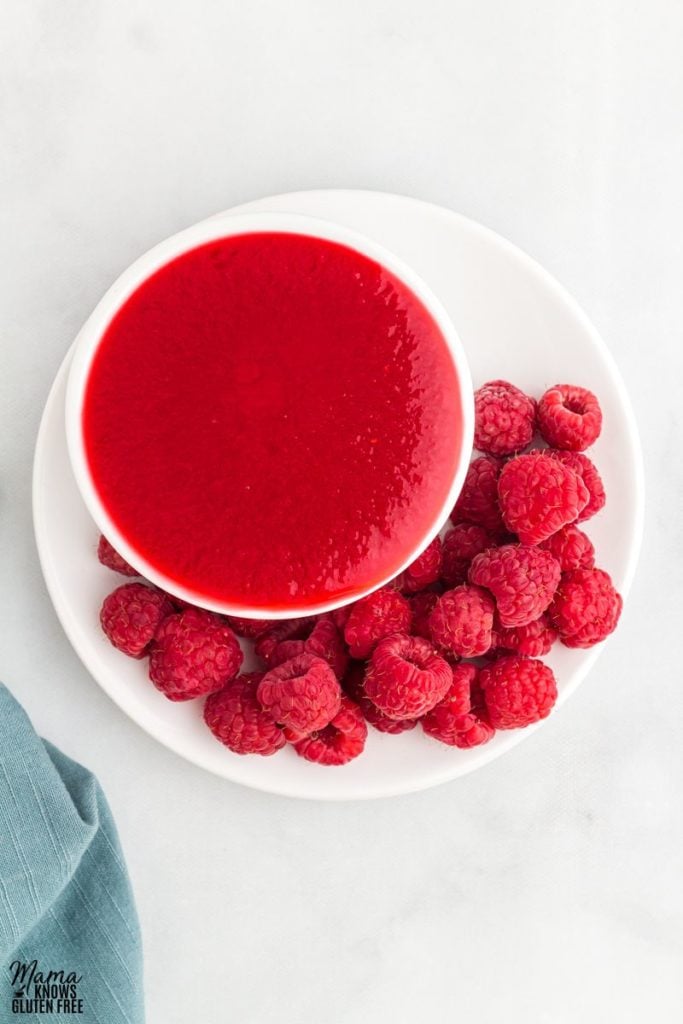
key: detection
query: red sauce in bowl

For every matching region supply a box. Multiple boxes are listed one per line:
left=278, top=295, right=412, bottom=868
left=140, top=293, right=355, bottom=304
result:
left=83, top=232, right=463, bottom=611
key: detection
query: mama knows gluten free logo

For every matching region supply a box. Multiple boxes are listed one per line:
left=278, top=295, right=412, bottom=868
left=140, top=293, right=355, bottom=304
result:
left=9, top=960, right=83, bottom=1016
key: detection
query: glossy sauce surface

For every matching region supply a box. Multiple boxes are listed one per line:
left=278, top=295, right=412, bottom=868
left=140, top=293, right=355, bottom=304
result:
left=84, top=233, right=463, bottom=610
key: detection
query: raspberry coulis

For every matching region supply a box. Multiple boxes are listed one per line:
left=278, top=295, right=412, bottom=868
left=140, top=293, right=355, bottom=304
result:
left=83, top=232, right=463, bottom=611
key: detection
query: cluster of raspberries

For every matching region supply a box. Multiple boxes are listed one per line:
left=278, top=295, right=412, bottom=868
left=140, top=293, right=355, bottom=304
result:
left=96, top=379, right=622, bottom=767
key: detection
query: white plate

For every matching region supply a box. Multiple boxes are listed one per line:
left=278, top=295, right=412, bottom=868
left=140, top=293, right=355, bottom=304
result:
left=33, top=190, right=644, bottom=800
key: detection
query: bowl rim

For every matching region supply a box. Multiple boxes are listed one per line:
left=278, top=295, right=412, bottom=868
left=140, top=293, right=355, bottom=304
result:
left=65, top=210, right=474, bottom=618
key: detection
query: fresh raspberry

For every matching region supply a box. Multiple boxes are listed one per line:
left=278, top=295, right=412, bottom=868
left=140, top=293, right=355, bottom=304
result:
left=441, top=524, right=494, bottom=587
left=149, top=608, right=243, bottom=701
left=225, top=616, right=274, bottom=639
left=305, top=618, right=349, bottom=678
left=408, top=590, right=440, bottom=641
left=422, top=661, right=471, bottom=725
left=483, top=629, right=503, bottom=659
left=469, top=543, right=561, bottom=627
left=342, top=662, right=418, bottom=734
left=293, top=696, right=367, bottom=765
left=364, top=634, right=452, bottom=720
left=204, top=672, right=285, bottom=756
left=479, top=655, right=557, bottom=729
left=329, top=606, right=352, bottom=631
left=254, top=617, right=316, bottom=665
left=451, top=456, right=504, bottom=533
left=548, top=451, right=606, bottom=522
left=166, top=595, right=199, bottom=611
left=495, top=614, right=558, bottom=657
left=256, top=653, right=341, bottom=735
left=270, top=617, right=349, bottom=679
left=344, top=587, right=412, bottom=659
left=97, top=534, right=138, bottom=577
left=537, top=384, right=602, bottom=451
left=497, top=451, right=589, bottom=544
left=422, top=663, right=495, bottom=748
left=428, top=585, right=495, bottom=658
left=269, top=639, right=307, bottom=666
left=100, top=583, right=173, bottom=658
left=539, top=523, right=595, bottom=572
left=400, top=537, right=443, bottom=594
left=549, top=568, right=622, bottom=648
left=474, top=380, right=537, bottom=456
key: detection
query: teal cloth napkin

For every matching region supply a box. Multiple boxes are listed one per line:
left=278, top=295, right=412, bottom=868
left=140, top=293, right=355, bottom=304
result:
left=0, top=683, right=144, bottom=1022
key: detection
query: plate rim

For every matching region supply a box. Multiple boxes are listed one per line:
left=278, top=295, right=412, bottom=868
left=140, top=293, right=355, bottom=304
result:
left=32, top=189, right=645, bottom=800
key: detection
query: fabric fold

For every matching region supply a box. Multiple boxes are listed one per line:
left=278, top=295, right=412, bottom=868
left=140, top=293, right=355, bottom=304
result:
left=0, top=683, right=144, bottom=1022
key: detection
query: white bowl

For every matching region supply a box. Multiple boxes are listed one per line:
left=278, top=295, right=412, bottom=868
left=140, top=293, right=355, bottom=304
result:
left=64, top=210, right=474, bottom=619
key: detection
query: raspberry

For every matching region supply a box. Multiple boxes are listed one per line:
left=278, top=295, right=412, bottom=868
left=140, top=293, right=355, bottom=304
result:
left=539, top=523, right=595, bottom=572
left=225, top=616, right=274, bottom=639
left=422, top=660, right=470, bottom=727
left=549, top=568, right=622, bottom=648
left=269, top=639, right=307, bottom=666
left=344, top=587, right=412, bottom=659
left=254, top=617, right=316, bottom=665
left=474, top=380, right=537, bottom=456
left=548, top=451, right=606, bottom=522
left=537, top=384, right=602, bottom=451
left=422, top=663, right=495, bottom=748
left=342, top=662, right=418, bottom=734
left=256, top=654, right=341, bottom=735
left=498, top=451, right=589, bottom=544
left=485, top=628, right=503, bottom=658
left=204, top=672, right=285, bottom=756
left=408, top=590, right=440, bottom=641
left=479, top=655, right=557, bottom=729
left=441, top=524, right=494, bottom=587
left=495, top=614, right=558, bottom=657
left=305, top=618, right=349, bottom=677
left=428, top=585, right=495, bottom=658
left=469, top=543, right=561, bottom=627
left=97, top=534, right=138, bottom=577
left=401, top=537, right=443, bottom=594
left=364, top=634, right=452, bottom=720
left=100, top=583, right=173, bottom=658
left=270, top=617, right=349, bottom=678
left=293, top=696, right=367, bottom=765
left=149, top=608, right=243, bottom=701
left=451, top=456, right=504, bottom=533
left=329, top=606, right=352, bottom=631
left=166, top=595, right=199, bottom=611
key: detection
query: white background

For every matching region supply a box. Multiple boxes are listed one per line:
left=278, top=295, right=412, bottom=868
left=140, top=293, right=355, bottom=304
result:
left=1, top=2, right=681, bottom=1022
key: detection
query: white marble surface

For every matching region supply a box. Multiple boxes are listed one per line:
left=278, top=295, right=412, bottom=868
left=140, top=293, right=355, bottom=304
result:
left=0, top=2, right=681, bottom=1021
